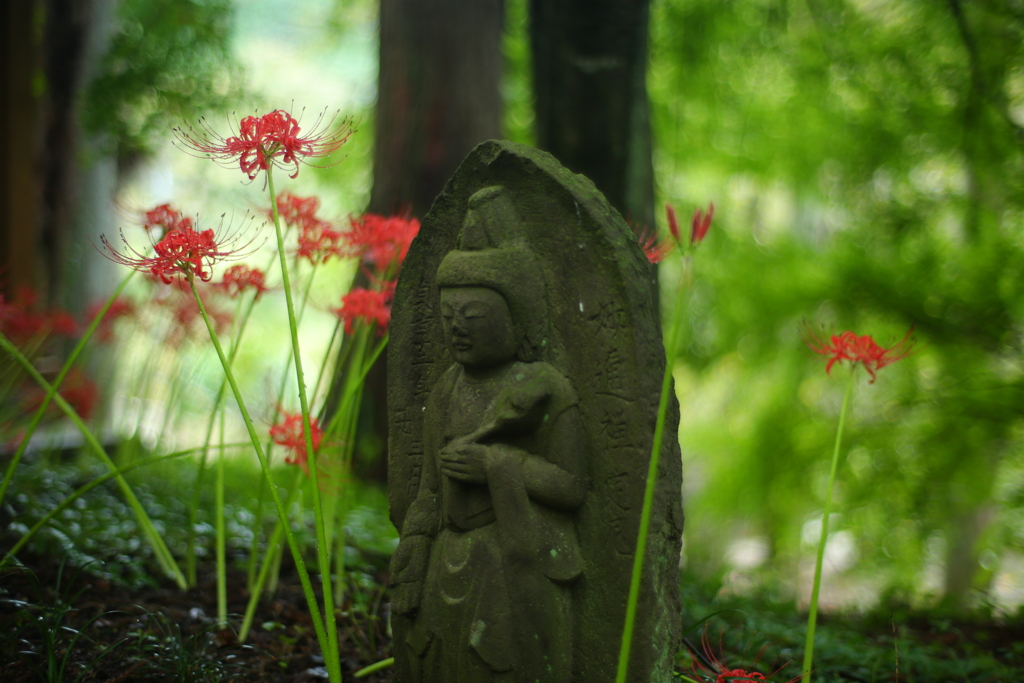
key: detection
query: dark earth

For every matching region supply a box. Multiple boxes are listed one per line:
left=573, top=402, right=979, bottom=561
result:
left=0, top=547, right=394, bottom=682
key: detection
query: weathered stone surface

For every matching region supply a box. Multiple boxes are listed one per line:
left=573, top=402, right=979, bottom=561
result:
left=388, top=139, right=682, bottom=683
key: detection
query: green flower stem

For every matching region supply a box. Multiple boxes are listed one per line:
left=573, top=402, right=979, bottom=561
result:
left=802, top=366, right=856, bottom=683
left=266, top=169, right=340, bottom=682
left=239, top=465, right=305, bottom=642
left=311, top=320, right=343, bottom=406
left=216, top=408, right=228, bottom=628
left=188, top=289, right=260, bottom=586
left=329, top=329, right=388, bottom=603
left=153, top=359, right=189, bottom=453
left=0, top=270, right=135, bottom=509
left=243, top=268, right=317, bottom=595
left=332, top=485, right=348, bottom=602
left=353, top=657, right=394, bottom=678
left=245, top=270, right=317, bottom=593
left=0, top=330, right=186, bottom=588
left=186, top=274, right=332, bottom=661
left=616, top=262, right=689, bottom=683
left=321, top=325, right=368, bottom=551
left=1, top=445, right=238, bottom=566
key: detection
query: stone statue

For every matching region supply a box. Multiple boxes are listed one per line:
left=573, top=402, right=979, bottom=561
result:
left=388, top=141, right=682, bottom=683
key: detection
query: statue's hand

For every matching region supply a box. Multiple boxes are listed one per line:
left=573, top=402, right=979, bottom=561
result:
left=389, top=534, right=431, bottom=615
left=439, top=443, right=490, bottom=484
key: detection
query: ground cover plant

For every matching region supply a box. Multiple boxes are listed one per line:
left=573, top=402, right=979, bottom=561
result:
left=3, top=466, right=1023, bottom=682
left=675, top=570, right=1024, bottom=683
left=0, top=454, right=395, bottom=681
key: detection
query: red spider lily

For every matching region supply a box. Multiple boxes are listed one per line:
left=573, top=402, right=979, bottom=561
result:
left=140, top=203, right=193, bottom=238
left=345, top=213, right=420, bottom=272
left=215, top=264, right=269, bottom=299
left=332, top=287, right=391, bottom=334
left=362, top=271, right=397, bottom=300
left=87, top=297, right=137, bottom=343
left=101, top=217, right=256, bottom=285
left=691, top=202, right=715, bottom=246
left=159, top=290, right=232, bottom=346
left=48, top=310, right=79, bottom=337
left=666, top=203, right=682, bottom=243
left=0, top=287, right=79, bottom=345
left=22, top=367, right=99, bottom=421
left=270, top=410, right=325, bottom=476
left=802, top=324, right=916, bottom=383
left=274, top=191, right=324, bottom=231
left=635, top=224, right=674, bottom=264
left=687, top=631, right=801, bottom=683
left=295, top=220, right=345, bottom=265
left=174, top=109, right=354, bottom=180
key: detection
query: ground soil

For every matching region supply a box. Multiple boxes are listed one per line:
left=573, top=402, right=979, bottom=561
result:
left=0, top=548, right=393, bottom=682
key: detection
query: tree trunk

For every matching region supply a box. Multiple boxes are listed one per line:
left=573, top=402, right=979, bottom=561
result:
left=39, top=0, right=100, bottom=307
left=332, top=0, right=505, bottom=484
left=1, top=0, right=41, bottom=300
left=529, top=0, right=655, bottom=230
left=370, top=0, right=504, bottom=217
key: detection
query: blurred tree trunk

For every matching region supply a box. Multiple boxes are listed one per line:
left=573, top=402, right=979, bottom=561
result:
left=39, top=0, right=100, bottom=306
left=333, top=0, right=504, bottom=483
left=0, top=0, right=112, bottom=309
left=1, top=0, right=40, bottom=300
left=369, top=0, right=504, bottom=217
left=529, top=0, right=655, bottom=231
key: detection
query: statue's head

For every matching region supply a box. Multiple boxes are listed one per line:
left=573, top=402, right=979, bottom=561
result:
left=439, top=286, right=517, bottom=369
left=435, top=186, right=547, bottom=365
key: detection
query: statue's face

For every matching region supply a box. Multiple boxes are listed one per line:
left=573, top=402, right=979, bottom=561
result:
left=440, top=287, right=517, bottom=370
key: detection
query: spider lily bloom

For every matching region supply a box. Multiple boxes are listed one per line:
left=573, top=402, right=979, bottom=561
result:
left=688, top=631, right=801, bottom=683
left=215, top=264, right=269, bottom=299
left=0, top=286, right=78, bottom=345
left=140, top=203, right=193, bottom=238
left=158, top=289, right=233, bottom=347
left=270, top=410, right=325, bottom=476
left=802, top=325, right=916, bottom=383
left=174, top=109, right=355, bottom=180
left=23, top=367, right=100, bottom=421
left=332, top=287, right=391, bottom=334
left=274, top=191, right=324, bottom=232
left=344, top=212, right=420, bottom=272
left=665, top=203, right=682, bottom=244
left=690, top=202, right=715, bottom=247
left=295, top=219, right=345, bottom=266
left=635, top=224, right=674, bottom=264
left=100, top=216, right=257, bottom=285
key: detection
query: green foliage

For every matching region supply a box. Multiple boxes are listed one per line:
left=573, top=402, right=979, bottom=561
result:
left=677, top=570, right=1024, bottom=681
left=0, top=557, right=131, bottom=682
left=651, top=0, right=1024, bottom=604
left=81, top=0, right=244, bottom=164
left=130, top=608, right=238, bottom=683
left=502, top=0, right=536, bottom=146
left=4, top=454, right=396, bottom=590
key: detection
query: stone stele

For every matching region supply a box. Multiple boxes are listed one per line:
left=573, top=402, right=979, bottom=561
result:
left=388, top=140, right=683, bottom=683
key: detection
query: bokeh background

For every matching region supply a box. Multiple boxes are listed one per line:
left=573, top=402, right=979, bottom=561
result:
left=3, top=0, right=1023, bottom=616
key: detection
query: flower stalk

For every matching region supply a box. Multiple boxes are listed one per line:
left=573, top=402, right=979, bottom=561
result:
left=799, top=324, right=915, bottom=683
left=616, top=265, right=688, bottom=683
left=266, top=168, right=341, bottom=680
left=0, top=330, right=186, bottom=588
left=618, top=202, right=712, bottom=682
left=802, top=367, right=854, bottom=683
left=185, top=271, right=333, bottom=668
left=0, top=270, right=135, bottom=509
